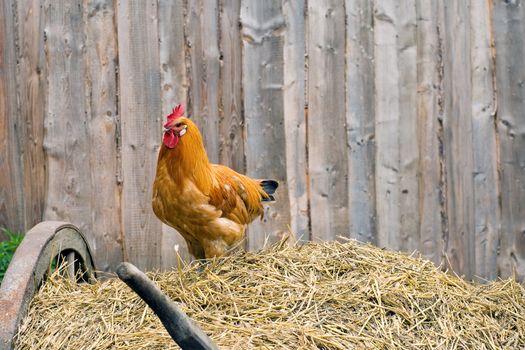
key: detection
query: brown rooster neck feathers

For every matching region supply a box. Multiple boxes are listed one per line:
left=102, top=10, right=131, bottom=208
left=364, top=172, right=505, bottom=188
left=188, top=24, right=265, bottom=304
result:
left=159, top=117, right=213, bottom=194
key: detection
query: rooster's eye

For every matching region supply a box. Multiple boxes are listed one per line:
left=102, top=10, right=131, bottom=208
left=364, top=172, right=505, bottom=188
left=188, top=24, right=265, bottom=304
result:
left=175, top=123, right=183, bottom=128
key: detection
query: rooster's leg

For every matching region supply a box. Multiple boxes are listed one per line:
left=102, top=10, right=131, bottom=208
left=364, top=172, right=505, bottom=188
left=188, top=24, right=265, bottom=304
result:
left=187, top=239, right=206, bottom=260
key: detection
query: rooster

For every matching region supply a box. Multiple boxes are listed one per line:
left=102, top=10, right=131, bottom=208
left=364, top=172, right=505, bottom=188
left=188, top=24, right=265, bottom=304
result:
left=152, top=105, right=278, bottom=259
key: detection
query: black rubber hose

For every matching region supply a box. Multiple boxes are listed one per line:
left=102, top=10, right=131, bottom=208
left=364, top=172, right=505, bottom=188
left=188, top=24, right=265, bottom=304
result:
left=116, top=262, right=219, bottom=350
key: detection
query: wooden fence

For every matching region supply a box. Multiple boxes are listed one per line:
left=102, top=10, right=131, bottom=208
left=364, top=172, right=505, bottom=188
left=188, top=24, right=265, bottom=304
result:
left=1, top=0, right=524, bottom=281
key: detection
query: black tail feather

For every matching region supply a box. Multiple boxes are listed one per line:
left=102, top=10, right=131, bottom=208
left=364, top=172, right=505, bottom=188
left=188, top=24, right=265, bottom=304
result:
left=261, top=180, right=278, bottom=202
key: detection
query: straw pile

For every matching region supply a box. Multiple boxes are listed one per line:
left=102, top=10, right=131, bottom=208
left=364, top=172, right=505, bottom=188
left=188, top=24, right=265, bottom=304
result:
left=14, top=240, right=525, bottom=349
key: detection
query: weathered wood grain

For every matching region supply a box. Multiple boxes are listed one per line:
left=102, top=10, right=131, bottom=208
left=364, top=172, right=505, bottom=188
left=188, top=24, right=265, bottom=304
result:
left=16, top=0, right=46, bottom=231
left=43, top=0, right=93, bottom=238
left=0, top=0, right=24, bottom=234
left=441, top=1, right=475, bottom=280
left=159, top=0, right=188, bottom=113
left=218, top=0, right=244, bottom=173
left=117, top=0, right=162, bottom=270
left=240, top=0, right=291, bottom=249
left=84, top=0, right=123, bottom=272
left=415, top=0, right=444, bottom=265
left=158, top=0, right=191, bottom=266
left=374, top=0, right=401, bottom=249
left=470, top=0, right=499, bottom=281
left=283, top=0, right=308, bottom=241
left=307, top=0, right=348, bottom=241
left=375, top=0, right=419, bottom=252
left=396, top=0, right=419, bottom=253
left=1, top=0, right=522, bottom=282
left=186, top=0, right=221, bottom=163
left=494, top=0, right=525, bottom=280
left=346, top=0, right=376, bottom=244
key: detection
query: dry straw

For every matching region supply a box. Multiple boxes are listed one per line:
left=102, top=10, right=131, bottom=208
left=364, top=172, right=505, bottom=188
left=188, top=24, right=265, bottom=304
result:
left=14, top=239, right=525, bottom=349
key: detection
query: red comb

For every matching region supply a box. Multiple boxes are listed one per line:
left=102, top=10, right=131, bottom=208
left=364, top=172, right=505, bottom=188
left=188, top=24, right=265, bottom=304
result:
left=164, top=104, right=185, bottom=127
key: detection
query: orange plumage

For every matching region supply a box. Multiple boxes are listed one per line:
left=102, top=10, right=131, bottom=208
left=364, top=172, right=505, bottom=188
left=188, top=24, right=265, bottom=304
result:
left=152, top=105, right=278, bottom=259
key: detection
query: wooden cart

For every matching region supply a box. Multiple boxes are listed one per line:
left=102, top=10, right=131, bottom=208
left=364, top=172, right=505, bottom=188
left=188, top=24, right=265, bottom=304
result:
left=0, top=221, right=216, bottom=350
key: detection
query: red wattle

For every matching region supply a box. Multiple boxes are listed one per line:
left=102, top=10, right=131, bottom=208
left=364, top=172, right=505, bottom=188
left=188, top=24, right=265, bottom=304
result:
left=163, top=131, right=179, bottom=148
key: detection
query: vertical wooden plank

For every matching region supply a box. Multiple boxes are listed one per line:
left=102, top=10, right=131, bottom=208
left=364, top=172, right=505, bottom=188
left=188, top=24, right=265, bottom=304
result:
left=16, top=0, right=46, bottom=231
left=346, top=0, right=376, bottom=244
left=441, top=1, right=475, bottom=279
left=218, top=0, right=244, bottom=173
left=283, top=0, right=308, bottom=241
left=186, top=0, right=221, bottom=163
left=117, top=0, right=162, bottom=270
left=85, top=0, right=123, bottom=272
left=158, top=0, right=191, bottom=267
left=470, top=0, right=499, bottom=281
left=159, top=0, right=188, bottom=113
left=415, top=0, right=444, bottom=265
left=396, top=0, right=419, bottom=253
left=240, top=0, right=291, bottom=249
left=307, top=0, right=348, bottom=241
left=374, top=0, right=419, bottom=252
left=43, top=0, right=93, bottom=237
left=494, top=0, right=525, bottom=280
left=0, top=0, right=24, bottom=233
left=374, top=0, right=401, bottom=249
